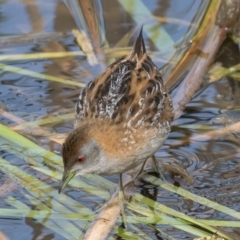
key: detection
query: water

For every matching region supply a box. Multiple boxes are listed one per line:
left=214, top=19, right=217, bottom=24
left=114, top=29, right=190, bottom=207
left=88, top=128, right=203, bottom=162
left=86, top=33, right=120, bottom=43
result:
left=0, top=0, right=240, bottom=239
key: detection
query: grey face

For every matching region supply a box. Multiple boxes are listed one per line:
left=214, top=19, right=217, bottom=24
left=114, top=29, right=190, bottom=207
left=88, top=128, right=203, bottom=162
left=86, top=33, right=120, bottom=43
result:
left=59, top=138, right=103, bottom=193
left=65, top=139, right=102, bottom=175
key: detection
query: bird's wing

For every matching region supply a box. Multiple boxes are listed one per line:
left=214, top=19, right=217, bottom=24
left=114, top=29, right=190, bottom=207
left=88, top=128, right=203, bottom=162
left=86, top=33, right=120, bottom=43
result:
left=75, top=56, right=173, bottom=129
left=76, top=28, right=173, bottom=129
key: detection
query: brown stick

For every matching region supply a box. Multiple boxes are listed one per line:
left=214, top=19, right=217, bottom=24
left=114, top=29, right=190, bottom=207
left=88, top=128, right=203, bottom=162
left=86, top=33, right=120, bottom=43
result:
left=83, top=192, right=120, bottom=240
left=172, top=27, right=227, bottom=120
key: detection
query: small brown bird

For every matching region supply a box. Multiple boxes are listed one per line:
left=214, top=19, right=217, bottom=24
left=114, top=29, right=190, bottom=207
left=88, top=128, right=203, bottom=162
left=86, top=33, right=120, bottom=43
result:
left=59, top=27, right=173, bottom=220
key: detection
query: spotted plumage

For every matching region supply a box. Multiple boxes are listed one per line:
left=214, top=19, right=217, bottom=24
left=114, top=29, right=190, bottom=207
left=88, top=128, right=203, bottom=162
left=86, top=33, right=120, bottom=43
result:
left=75, top=32, right=173, bottom=131
left=59, top=28, right=173, bottom=203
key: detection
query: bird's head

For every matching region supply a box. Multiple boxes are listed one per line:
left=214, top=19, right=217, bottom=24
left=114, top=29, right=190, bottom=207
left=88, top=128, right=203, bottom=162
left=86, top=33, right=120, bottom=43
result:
left=58, top=126, right=102, bottom=193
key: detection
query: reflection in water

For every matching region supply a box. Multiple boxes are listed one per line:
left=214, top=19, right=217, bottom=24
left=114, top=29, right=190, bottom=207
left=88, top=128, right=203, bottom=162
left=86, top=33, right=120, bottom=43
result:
left=43, top=41, right=76, bottom=77
left=21, top=0, right=44, bottom=33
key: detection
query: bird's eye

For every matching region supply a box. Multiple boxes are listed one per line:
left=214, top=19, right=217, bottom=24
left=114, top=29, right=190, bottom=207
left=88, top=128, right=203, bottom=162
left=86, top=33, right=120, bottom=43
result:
left=76, top=155, right=85, bottom=163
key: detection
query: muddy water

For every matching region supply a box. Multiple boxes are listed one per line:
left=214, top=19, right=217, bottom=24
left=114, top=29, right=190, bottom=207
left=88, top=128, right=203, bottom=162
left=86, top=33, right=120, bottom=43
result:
left=0, top=0, right=240, bottom=239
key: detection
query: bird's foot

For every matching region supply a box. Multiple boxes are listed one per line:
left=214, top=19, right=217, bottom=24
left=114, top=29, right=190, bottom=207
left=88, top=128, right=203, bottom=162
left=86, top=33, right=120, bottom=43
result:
left=152, top=155, right=166, bottom=181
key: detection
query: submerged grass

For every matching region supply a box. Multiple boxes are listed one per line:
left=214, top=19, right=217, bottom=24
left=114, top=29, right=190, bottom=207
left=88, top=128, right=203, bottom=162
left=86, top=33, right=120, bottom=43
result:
left=0, top=123, right=238, bottom=239
left=209, top=62, right=240, bottom=82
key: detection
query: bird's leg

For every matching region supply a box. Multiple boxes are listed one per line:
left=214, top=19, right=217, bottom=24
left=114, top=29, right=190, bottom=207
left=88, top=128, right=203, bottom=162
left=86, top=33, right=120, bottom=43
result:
left=119, top=173, right=128, bottom=228
left=121, top=160, right=150, bottom=214
left=93, top=163, right=160, bottom=227
left=123, top=159, right=148, bottom=192
left=95, top=174, right=128, bottom=228
left=151, top=155, right=166, bottom=181
left=117, top=157, right=165, bottom=227
left=132, top=159, right=148, bottom=181
left=118, top=157, right=165, bottom=227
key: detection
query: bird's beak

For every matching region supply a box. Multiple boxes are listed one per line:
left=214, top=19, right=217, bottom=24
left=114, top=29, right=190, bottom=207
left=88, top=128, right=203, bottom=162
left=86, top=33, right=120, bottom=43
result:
left=58, top=171, right=76, bottom=194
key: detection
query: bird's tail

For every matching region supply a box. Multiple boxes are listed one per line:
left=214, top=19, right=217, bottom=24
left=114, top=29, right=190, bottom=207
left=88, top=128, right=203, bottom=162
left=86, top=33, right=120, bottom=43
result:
left=128, top=26, right=146, bottom=61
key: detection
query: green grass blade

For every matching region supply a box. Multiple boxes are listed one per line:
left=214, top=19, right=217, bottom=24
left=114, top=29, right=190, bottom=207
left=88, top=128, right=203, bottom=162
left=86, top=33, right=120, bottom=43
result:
left=196, top=220, right=240, bottom=227
left=144, top=175, right=240, bottom=220
left=0, top=157, right=91, bottom=213
left=0, top=158, right=93, bottom=238
left=32, top=166, right=111, bottom=198
left=5, top=197, right=81, bottom=240
left=0, top=123, right=62, bottom=166
left=0, top=51, right=84, bottom=62
left=0, top=63, right=85, bottom=87
left=128, top=202, right=218, bottom=239
left=0, top=123, right=114, bottom=190
left=0, top=206, right=93, bottom=221
left=12, top=113, right=75, bottom=130
left=133, top=194, right=232, bottom=240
